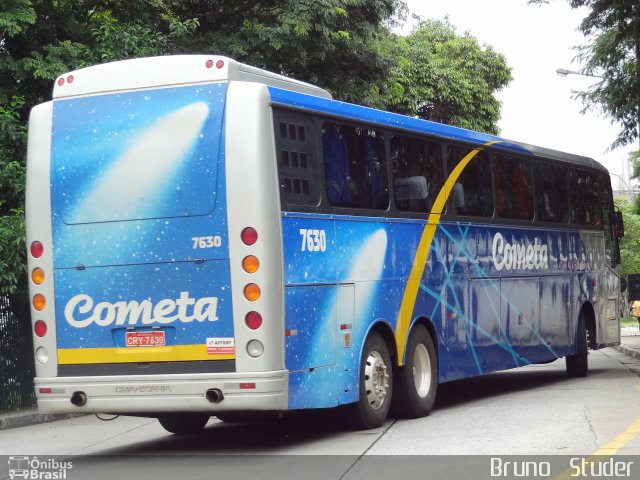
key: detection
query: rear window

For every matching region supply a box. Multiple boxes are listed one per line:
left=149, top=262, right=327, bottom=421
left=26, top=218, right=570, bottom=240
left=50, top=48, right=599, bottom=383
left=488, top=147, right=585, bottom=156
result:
left=51, top=83, right=226, bottom=224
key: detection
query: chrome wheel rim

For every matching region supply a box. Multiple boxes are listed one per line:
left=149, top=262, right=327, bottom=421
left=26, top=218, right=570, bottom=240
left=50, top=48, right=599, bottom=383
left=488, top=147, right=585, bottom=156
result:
left=364, top=350, right=390, bottom=410
left=413, top=343, right=431, bottom=398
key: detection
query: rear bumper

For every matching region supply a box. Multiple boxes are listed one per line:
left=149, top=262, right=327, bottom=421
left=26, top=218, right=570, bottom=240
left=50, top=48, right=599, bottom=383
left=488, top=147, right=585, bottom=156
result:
left=34, top=370, right=288, bottom=415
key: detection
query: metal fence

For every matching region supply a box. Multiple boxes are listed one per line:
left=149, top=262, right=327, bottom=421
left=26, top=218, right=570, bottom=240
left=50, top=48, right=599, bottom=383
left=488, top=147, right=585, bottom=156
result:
left=0, top=295, right=35, bottom=412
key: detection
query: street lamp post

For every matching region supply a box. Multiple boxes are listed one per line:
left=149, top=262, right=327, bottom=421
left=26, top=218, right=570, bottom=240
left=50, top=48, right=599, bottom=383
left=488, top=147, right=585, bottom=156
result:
left=555, top=68, right=603, bottom=79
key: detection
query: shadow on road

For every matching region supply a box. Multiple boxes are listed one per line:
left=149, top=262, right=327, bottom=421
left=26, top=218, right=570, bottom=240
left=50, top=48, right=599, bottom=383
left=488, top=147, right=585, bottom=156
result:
left=96, top=363, right=610, bottom=455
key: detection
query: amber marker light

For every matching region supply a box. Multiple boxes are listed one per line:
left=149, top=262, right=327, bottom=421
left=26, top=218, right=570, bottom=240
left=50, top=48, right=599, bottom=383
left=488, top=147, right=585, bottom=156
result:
left=33, top=294, right=46, bottom=311
left=242, top=255, right=260, bottom=273
left=244, top=283, right=261, bottom=302
left=32, top=268, right=45, bottom=285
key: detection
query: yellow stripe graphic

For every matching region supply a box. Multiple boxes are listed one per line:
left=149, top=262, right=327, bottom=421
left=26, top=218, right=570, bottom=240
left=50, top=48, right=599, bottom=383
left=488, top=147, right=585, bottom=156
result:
left=394, top=141, right=501, bottom=364
left=58, top=345, right=235, bottom=364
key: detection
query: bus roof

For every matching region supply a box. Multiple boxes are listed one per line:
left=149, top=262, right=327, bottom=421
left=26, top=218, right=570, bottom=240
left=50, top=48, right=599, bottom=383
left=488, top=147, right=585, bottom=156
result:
left=268, top=87, right=609, bottom=175
left=52, top=55, right=332, bottom=100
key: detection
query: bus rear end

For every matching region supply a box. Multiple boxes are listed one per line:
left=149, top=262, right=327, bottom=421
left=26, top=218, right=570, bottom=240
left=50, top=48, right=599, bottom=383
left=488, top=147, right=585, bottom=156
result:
left=25, top=56, right=292, bottom=423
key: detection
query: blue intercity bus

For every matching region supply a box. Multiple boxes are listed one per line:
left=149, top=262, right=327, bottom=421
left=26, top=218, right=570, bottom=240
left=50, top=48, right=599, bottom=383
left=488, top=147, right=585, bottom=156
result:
left=26, top=56, right=624, bottom=433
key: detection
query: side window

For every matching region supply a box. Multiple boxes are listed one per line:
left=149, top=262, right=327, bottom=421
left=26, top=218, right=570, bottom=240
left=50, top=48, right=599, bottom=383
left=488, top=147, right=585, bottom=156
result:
left=390, top=135, right=444, bottom=213
left=447, top=145, right=493, bottom=218
left=599, top=174, right=616, bottom=264
left=322, top=122, right=388, bottom=210
left=274, top=109, right=321, bottom=207
left=534, top=162, right=569, bottom=223
left=494, top=154, right=533, bottom=220
left=569, top=169, right=600, bottom=226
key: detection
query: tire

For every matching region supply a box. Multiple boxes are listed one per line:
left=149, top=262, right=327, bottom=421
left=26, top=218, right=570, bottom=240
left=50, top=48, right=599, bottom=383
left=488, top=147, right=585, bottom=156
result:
left=392, top=325, right=437, bottom=418
left=566, top=315, right=588, bottom=377
left=158, top=413, right=210, bottom=434
left=348, top=331, right=393, bottom=429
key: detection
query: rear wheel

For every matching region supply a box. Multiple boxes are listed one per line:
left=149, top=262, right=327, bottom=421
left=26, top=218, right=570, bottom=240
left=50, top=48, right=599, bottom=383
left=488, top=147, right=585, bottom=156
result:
left=566, top=315, right=588, bottom=377
left=348, top=331, right=393, bottom=429
left=158, top=413, right=210, bottom=434
left=392, top=325, right=437, bottom=418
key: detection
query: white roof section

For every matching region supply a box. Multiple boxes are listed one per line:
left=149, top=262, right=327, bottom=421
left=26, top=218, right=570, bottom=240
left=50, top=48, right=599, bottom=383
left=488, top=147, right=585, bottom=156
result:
left=52, top=55, right=332, bottom=100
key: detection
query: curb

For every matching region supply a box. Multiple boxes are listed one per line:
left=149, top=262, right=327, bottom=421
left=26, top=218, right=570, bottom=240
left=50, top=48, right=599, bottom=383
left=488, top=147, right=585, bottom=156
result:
left=0, top=410, right=84, bottom=431
left=613, top=345, right=640, bottom=362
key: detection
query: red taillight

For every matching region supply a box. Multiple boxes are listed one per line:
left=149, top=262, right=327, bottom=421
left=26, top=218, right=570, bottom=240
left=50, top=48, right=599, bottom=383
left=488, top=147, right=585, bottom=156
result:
left=241, top=227, right=258, bottom=246
left=39, top=387, right=53, bottom=394
left=57, top=78, right=64, bottom=86
left=245, top=311, right=263, bottom=330
left=67, top=75, right=74, bottom=84
left=216, top=60, right=225, bottom=69
left=205, top=59, right=214, bottom=68
left=30, top=241, right=44, bottom=258
left=34, top=320, right=47, bottom=337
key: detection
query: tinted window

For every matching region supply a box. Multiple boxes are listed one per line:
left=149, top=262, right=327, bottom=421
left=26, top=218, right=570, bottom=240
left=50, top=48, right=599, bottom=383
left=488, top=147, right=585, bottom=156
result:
left=494, top=154, right=533, bottom=220
left=534, top=162, right=569, bottom=223
left=447, top=145, right=493, bottom=217
left=390, top=135, right=444, bottom=213
left=322, top=122, right=388, bottom=210
left=569, top=169, right=600, bottom=225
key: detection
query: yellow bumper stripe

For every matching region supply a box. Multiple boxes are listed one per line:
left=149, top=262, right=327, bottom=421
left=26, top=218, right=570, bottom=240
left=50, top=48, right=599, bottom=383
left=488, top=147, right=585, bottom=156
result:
left=394, top=141, right=501, bottom=364
left=58, top=345, right=235, bottom=364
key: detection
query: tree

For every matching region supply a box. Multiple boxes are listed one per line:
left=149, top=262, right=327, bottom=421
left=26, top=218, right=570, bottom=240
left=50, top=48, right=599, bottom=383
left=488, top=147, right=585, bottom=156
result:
left=616, top=199, right=640, bottom=275
left=529, top=0, right=640, bottom=150
left=382, top=19, right=512, bottom=135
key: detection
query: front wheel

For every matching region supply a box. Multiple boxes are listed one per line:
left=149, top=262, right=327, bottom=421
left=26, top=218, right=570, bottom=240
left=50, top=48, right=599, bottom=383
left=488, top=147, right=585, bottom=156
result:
left=348, top=331, right=393, bottom=429
left=566, top=315, right=588, bottom=377
left=392, top=325, right=438, bottom=418
left=158, top=413, right=210, bottom=434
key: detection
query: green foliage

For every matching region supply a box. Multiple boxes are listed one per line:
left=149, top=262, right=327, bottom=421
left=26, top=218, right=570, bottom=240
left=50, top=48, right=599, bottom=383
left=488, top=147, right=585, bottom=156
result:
left=616, top=199, right=640, bottom=275
left=382, top=20, right=512, bottom=135
left=529, top=0, right=640, bottom=149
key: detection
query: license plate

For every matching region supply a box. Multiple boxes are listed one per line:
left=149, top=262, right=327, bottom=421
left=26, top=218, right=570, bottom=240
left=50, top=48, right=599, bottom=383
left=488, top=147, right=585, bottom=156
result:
left=125, top=330, right=166, bottom=347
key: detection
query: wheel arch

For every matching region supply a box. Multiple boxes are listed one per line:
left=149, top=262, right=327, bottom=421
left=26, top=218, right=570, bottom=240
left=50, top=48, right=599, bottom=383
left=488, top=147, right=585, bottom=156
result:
left=396, top=315, right=438, bottom=366
left=578, top=301, right=597, bottom=349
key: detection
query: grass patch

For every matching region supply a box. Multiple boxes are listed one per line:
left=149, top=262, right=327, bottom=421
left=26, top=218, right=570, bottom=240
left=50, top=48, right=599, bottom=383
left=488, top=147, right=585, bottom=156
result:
left=621, top=316, right=639, bottom=326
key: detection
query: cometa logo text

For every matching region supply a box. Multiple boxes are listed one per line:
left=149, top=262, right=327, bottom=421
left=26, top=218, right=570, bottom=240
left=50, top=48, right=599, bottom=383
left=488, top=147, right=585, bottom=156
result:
left=64, top=292, right=219, bottom=328
left=492, top=232, right=548, bottom=272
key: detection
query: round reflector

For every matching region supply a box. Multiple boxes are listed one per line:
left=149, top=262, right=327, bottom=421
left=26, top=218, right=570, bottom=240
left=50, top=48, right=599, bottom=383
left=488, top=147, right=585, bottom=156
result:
left=57, top=78, right=64, bottom=86
left=33, top=294, right=46, bottom=311
left=205, top=59, right=214, bottom=68
left=34, top=320, right=47, bottom=337
left=216, top=60, right=225, bottom=69
left=242, top=255, right=260, bottom=273
left=244, top=283, right=261, bottom=302
left=247, top=340, right=264, bottom=358
left=245, top=311, right=263, bottom=330
left=30, top=241, right=44, bottom=258
left=32, top=268, right=45, bottom=285
left=67, top=75, right=74, bottom=83
left=36, top=347, right=49, bottom=364
left=241, top=227, right=258, bottom=246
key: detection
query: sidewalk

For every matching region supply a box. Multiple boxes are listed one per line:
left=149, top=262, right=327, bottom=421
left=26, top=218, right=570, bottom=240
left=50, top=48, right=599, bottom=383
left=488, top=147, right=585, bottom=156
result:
left=3, top=330, right=640, bottom=431
left=0, top=408, right=82, bottom=431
